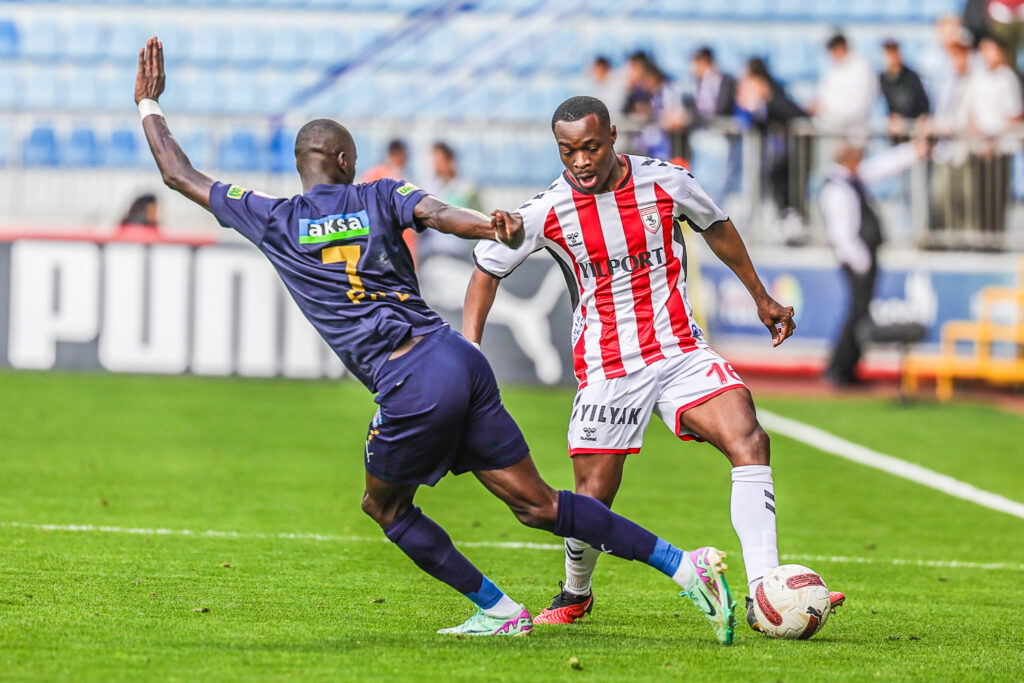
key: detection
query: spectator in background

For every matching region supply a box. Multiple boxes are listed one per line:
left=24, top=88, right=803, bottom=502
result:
left=987, top=0, right=1024, bottom=73
left=419, top=141, right=482, bottom=259
left=820, top=139, right=929, bottom=386
left=813, top=33, right=878, bottom=133
left=930, top=32, right=974, bottom=236
left=624, top=52, right=686, bottom=161
left=588, top=56, right=626, bottom=116
left=361, top=138, right=419, bottom=259
left=965, top=36, right=1023, bottom=236
left=362, top=138, right=409, bottom=183
left=115, top=193, right=161, bottom=240
left=880, top=39, right=931, bottom=140
left=686, top=47, right=737, bottom=124
left=735, top=58, right=810, bottom=244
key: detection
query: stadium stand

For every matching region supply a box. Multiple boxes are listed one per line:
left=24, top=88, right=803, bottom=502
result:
left=0, top=0, right=962, bottom=179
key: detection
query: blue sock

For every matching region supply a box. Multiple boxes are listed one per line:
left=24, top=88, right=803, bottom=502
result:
left=552, top=490, right=658, bottom=562
left=384, top=506, right=504, bottom=608
left=647, top=537, right=685, bottom=577
left=552, top=491, right=685, bottom=579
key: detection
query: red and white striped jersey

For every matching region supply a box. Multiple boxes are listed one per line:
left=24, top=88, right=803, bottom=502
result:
left=473, top=154, right=728, bottom=387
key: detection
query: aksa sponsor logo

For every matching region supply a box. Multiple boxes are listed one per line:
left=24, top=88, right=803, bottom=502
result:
left=299, top=210, right=371, bottom=244
left=572, top=403, right=643, bottom=425
left=579, top=247, right=665, bottom=278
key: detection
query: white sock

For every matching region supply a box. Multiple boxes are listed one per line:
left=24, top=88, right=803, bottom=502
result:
left=670, top=552, right=696, bottom=590
left=482, top=593, right=522, bottom=618
left=730, top=465, right=780, bottom=596
left=563, top=538, right=601, bottom=596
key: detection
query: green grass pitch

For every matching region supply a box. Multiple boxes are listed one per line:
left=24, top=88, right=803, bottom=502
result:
left=1, top=371, right=1022, bottom=680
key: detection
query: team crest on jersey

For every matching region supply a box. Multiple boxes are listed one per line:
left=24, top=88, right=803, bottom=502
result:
left=639, top=206, right=661, bottom=233
left=299, top=210, right=371, bottom=244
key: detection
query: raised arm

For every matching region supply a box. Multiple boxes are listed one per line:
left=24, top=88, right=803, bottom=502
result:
left=702, top=219, right=795, bottom=347
left=413, top=196, right=524, bottom=248
left=135, top=37, right=215, bottom=210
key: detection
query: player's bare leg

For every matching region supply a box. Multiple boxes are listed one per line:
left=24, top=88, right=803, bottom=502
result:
left=534, top=453, right=625, bottom=624
left=361, top=472, right=531, bottom=636
left=677, top=387, right=783, bottom=632
left=475, top=455, right=736, bottom=645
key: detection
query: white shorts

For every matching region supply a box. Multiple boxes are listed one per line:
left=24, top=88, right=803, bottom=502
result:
left=567, top=346, right=747, bottom=456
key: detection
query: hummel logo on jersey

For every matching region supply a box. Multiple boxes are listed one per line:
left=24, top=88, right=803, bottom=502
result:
left=578, top=247, right=665, bottom=278
left=565, top=231, right=583, bottom=248
left=581, top=426, right=598, bottom=442
left=299, top=210, right=371, bottom=244
left=573, top=403, right=642, bottom=425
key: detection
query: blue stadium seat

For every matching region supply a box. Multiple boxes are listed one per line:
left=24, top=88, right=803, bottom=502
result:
left=0, top=20, right=18, bottom=58
left=108, top=22, right=145, bottom=61
left=218, top=130, right=263, bottom=171
left=227, top=25, right=267, bottom=66
left=106, top=128, right=140, bottom=167
left=22, top=66, right=64, bottom=110
left=22, top=126, right=60, bottom=167
left=178, top=129, right=212, bottom=168
left=268, top=128, right=294, bottom=173
left=267, top=26, right=310, bottom=68
left=67, top=21, right=108, bottom=62
left=20, top=21, right=63, bottom=60
left=65, top=127, right=102, bottom=167
left=0, top=66, right=21, bottom=108
left=67, top=70, right=104, bottom=110
left=188, top=25, right=228, bottom=66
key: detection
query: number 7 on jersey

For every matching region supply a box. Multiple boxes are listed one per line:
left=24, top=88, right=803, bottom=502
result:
left=321, top=244, right=365, bottom=303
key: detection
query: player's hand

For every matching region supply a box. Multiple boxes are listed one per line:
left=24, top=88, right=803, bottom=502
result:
left=491, top=210, right=524, bottom=249
left=757, top=297, right=796, bottom=347
left=135, top=37, right=165, bottom=105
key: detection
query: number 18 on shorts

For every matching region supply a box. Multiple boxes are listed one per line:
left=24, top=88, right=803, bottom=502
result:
left=567, top=347, right=746, bottom=456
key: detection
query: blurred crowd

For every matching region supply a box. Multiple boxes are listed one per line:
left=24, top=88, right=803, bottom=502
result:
left=588, top=7, right=1024, bottom=245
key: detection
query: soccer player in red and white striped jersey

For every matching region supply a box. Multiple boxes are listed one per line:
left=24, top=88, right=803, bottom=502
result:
left=466, top=96, right=841, bottom=632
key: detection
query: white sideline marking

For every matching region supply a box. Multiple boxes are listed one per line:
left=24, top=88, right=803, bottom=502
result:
left=3, top=521, right=1022, bottom=571
left=758, top=410, right=1024, bottom=520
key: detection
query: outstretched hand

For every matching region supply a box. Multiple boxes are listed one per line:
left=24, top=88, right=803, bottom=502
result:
left=135, top=36, right=165, bottom=105
left=758, top=297, right=796, bottom=347
left=491, top=210, right=525, bottom=249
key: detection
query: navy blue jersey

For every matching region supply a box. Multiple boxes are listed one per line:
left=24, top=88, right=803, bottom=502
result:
left=209, top=179, right=446, bottom=391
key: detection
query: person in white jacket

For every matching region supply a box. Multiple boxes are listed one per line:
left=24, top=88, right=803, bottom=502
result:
left=820, top=139, right=929, bottom=385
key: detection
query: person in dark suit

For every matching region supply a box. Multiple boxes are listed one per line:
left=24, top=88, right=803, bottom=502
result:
left=687, top=47, right=737, bottom=123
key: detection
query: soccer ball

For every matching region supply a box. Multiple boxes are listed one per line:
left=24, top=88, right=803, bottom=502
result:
left=751, top=564, right=832, bottom=640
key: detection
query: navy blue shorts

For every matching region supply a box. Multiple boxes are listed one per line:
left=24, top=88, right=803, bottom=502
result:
left=364, top=327, right=530, bottom=486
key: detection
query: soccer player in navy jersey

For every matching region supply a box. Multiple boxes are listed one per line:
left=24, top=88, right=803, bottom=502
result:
left=136, top=38, right=738, bottom=642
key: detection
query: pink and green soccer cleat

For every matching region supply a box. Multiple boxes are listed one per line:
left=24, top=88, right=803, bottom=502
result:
left=680, top=547, right=737, bottom=645
left=436, top=606, right=533, bottom=636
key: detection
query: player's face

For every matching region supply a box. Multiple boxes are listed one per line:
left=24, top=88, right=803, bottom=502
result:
left=554, top=114, right=618, bottom=194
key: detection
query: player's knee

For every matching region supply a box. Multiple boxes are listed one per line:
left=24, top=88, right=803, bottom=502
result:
left=509, top=489, right=558, bottom=531
left=361, top=490, right=408, bottom=527
left=729, top=425, right=770, bottom=466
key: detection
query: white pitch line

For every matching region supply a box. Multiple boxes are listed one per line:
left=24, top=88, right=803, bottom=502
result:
left=758, top=410, right=1024, bottom=520
left=3, top=521, right=1022, bottom=571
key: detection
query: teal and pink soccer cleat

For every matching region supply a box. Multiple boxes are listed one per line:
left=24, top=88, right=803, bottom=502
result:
left=680, top=547, right=737, bottom=645
left=436, top=606, right=533, bottom=636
